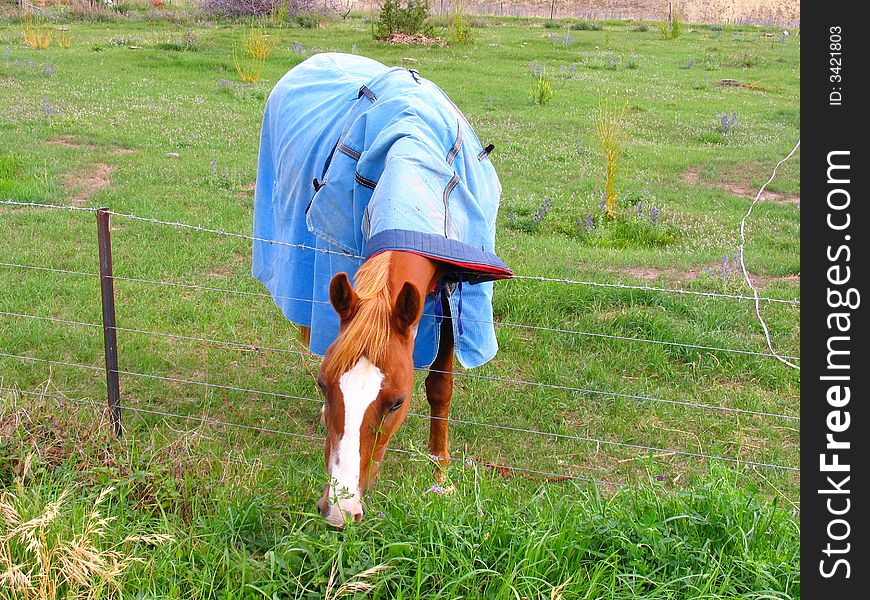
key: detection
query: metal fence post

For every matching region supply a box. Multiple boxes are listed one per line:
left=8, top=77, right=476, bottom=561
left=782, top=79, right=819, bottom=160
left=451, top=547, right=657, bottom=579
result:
left=97, top=208, right=122, bottom=437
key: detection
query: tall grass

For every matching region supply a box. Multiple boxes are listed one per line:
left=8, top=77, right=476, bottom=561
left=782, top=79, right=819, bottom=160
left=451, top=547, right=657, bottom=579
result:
left=243, top=23, right=276, bottom=59
left=22, top=15, right=52, bottom=50
left=0, top=388, right=800, bottom=599
left=0, top=469, right=172, bottom=599
left=232, top=48, right=264, bottom=83
left=595, top=92, right=629, bottom=218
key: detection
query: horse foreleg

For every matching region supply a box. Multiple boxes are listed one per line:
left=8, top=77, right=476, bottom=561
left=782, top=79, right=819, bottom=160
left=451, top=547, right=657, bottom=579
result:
left=299, top=325, right=311, bottom=347
left=425, top=295, right=455, bottom=482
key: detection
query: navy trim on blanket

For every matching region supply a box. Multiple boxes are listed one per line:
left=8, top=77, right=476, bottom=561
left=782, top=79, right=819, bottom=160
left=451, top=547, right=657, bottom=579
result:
left=442, top=173, right=459, bottom=237
left=338, top=143, right=361, bottom=161
left=364, top=229, right=513, bottom=283
left=355, top=172, right=377, bottom=190
left=446, top=121, right=463, bottom=165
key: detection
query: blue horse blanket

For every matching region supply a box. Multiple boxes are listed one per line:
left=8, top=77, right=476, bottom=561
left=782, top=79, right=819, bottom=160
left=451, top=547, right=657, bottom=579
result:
left=252, top=53, right=511, bottom=369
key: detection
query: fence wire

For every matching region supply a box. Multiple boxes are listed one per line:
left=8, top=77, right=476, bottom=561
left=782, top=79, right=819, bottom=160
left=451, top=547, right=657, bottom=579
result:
left=1, top=199, right=801, bottom=305
left=0, top=261, right=800, bottom=362
left=0, top=385, right=624, bottom=488
left=1, top=310, right=799, bottom=421
left=0, top=350, right=799, bottom=471
left=1, top=197, right=801, bottom=483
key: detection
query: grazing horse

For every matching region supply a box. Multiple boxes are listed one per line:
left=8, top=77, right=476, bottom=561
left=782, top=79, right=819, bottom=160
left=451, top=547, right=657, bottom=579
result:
left=253, top=53, right=511, bottom=526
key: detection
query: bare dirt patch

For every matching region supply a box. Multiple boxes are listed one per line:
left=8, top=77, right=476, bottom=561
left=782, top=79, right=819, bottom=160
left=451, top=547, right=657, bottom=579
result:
left=48, top=135, right=99, bottom=150
left=63, top=163, right=114, bottom=206
left=377, top=33, right=445, bottom=47
left=682, top=168, right=799, bottom=207
left=235, top=180, right=256, bottom=199
left=49, top=135, right=134, bottom=155
left=618, top=265, right=703, bottom=283
left=614, top=263, right=799, bottom=289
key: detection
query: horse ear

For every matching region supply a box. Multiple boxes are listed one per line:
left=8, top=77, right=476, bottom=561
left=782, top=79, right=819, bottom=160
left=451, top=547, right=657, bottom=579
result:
left=393, top=281, right=422, bottom=334
left=329, top=273, right=359, bottom=321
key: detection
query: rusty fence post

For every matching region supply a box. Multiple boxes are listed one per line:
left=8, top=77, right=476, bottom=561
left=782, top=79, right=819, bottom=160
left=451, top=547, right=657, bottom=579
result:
left=97, top=208, right=122, bottom=437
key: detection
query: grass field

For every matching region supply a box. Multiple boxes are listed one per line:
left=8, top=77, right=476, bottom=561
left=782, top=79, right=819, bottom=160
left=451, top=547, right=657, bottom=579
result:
left=1, top=7, right=800, bottom=598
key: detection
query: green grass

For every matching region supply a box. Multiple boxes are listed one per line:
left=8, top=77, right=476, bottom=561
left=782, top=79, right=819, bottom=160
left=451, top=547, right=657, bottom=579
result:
left=1, top=9, right=800, bottom=597
left=1, top=391, right=799, bottom=599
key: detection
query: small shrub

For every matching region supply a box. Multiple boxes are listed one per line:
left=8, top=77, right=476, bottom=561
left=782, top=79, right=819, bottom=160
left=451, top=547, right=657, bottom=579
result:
left=530, top=67, right=555, bottom=106
left=543, top=20, right=559, bottom=29
left=631, top=21, right=649, bottom=32
left=571, top=20, right=602, bottom=31
left=660, top=11, right=683, bottom=40
left=506, top=197, right=554, bottom=233
left=699, top=131, right=726, bottom=144
left=292, top=13, right=321, bottom=28
left=717, top=111, right=739, bottom=133
left=730, top=52, right=763, bottom=68
left=446, top=0, right=473, bottom=45
left=156, top=30, right=198, bottom=52
left=374, top=0, right=433, bottom=38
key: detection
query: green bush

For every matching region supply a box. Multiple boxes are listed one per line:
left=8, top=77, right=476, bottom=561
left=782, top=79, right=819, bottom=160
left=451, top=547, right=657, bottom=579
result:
left=374, top=0, right=434, bottom=37
left=571, top=20, right=603, bottom=31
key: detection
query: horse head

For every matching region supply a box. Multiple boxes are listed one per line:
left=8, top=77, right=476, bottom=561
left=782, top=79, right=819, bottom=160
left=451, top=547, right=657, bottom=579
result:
left=315, top=251, right=438, bottom=527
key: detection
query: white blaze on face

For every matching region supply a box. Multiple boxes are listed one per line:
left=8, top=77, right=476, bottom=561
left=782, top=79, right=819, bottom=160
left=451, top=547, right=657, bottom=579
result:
left=328, top=357, right=384, bottom=504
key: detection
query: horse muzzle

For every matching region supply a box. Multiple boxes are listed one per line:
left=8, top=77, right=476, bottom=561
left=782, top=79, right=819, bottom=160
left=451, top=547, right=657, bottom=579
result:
left=317, top=495, right=364, bottom=527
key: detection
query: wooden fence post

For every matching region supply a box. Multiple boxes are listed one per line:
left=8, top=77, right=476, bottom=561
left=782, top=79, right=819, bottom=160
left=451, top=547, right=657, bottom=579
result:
left=97, top=208, right=122, bottom=437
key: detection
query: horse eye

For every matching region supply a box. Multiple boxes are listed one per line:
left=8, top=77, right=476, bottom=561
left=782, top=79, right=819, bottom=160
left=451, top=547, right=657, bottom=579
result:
left=388, top=399, right=404, bottom=413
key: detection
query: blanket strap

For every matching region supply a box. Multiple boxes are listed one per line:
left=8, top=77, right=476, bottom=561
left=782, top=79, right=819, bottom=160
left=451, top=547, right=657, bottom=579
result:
left=477, top=144, right=495, bottom=160
left=358, top=85, right=377, bottom=103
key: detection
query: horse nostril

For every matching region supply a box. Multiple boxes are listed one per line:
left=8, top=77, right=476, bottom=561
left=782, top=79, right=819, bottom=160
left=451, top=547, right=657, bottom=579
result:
left=316, top=498, right=329, bottom=517
left=352, top=511, right=364, bottom=523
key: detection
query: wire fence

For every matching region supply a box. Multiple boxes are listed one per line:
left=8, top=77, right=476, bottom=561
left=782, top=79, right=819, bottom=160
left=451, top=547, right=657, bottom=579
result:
left=1, top=196, right=801, bottom=485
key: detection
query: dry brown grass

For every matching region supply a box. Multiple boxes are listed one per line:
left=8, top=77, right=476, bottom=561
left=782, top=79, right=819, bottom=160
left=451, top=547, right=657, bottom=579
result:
left=0, top=462, right=172, bottom=600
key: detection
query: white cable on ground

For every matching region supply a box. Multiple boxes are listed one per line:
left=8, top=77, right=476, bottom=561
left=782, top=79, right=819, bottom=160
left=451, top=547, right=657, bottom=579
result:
left=737, top=140, right=801, bottom=370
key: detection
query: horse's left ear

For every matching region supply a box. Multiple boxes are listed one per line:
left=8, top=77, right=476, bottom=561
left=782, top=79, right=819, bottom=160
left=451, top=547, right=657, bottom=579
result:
left=393, top=281, right=422, bottom=334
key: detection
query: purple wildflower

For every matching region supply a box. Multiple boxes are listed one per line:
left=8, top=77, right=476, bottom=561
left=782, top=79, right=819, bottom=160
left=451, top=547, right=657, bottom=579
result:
left=532, top=197, right=553, bottom=224
left=576, top=212, right=595, bottom=236
left=719, top=112, right=739, bottom=132
left=649, top=206, right=660, bottom=225
left=656, top=475, right=666, bottom=481
left=42, top=63, right=55, bottom=77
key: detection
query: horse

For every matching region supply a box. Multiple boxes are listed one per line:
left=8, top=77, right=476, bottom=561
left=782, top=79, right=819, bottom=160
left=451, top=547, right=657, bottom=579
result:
left=253, top=53, right=511, bottom=527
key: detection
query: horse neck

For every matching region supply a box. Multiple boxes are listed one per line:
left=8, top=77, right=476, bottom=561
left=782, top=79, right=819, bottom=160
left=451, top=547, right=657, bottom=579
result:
left=382, top=251, right=444, bottom=306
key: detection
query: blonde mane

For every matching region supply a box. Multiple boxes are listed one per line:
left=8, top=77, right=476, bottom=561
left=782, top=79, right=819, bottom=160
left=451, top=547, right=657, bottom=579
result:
left=323, top=252, right=393, bottom=378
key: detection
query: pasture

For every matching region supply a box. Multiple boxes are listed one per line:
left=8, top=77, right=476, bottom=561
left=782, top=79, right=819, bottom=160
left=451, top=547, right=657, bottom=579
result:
left=1, top=7, right=800, bottom=598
